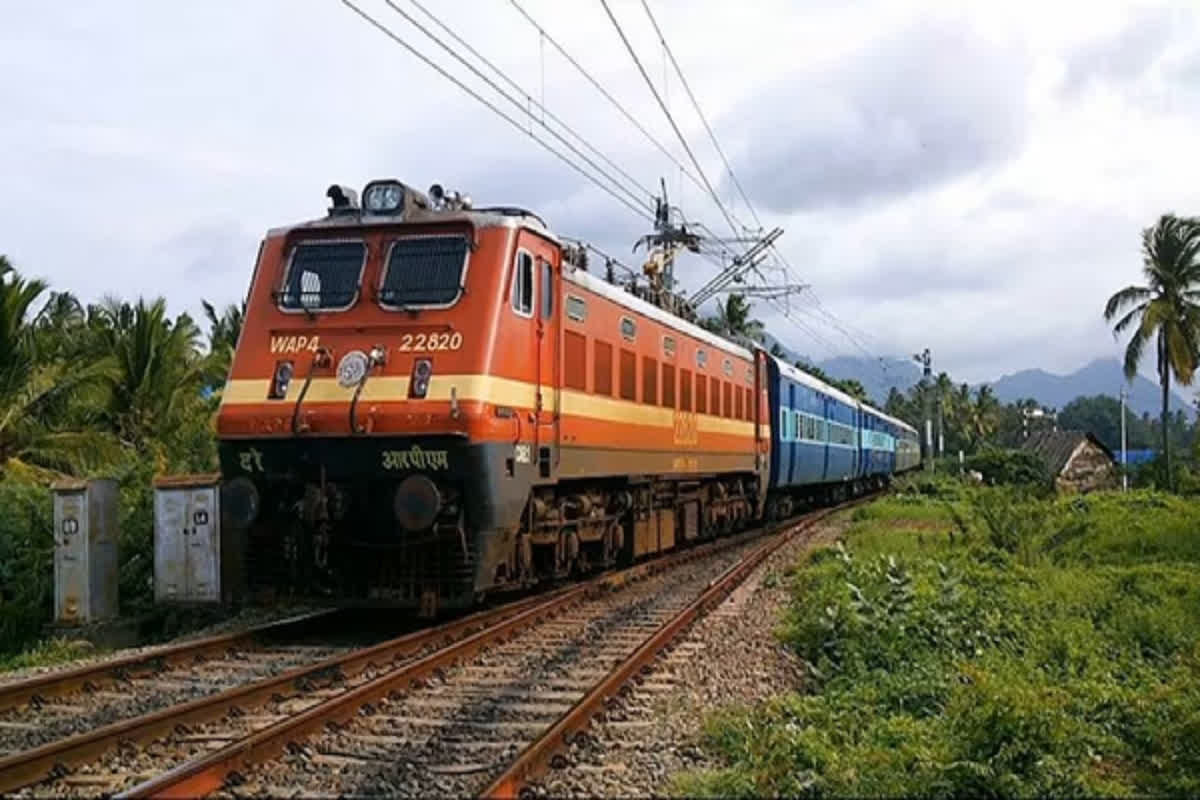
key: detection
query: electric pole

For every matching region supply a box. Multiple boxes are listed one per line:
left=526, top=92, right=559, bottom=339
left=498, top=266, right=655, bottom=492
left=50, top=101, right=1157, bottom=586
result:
left=1120, top=385, right=1128, bottom=492
left=914, top=349, right=933, bottom=474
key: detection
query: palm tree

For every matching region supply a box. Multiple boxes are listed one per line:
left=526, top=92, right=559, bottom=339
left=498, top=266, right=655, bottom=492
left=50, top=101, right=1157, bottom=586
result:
left=92, top=297, right=206, bottom=448
left=1104, top=214, right=1200, bottom=486
left=702, top=294, right=764, bottom=344
left=202, top=299, right=245, bottom=391
left=0, top=258, right=118, bottom=475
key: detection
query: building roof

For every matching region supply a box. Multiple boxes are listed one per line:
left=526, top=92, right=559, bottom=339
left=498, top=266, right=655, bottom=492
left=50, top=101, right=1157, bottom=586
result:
left=1020, top=430, right=1115, bottom=476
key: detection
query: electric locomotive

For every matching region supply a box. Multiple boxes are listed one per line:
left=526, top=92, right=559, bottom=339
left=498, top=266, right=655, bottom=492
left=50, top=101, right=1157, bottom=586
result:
left=216, top=179, right=769, bottom=614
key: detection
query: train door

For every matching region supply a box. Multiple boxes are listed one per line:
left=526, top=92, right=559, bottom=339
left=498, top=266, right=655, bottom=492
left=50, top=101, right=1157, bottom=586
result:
left=534, top=249, right=560, bottom=478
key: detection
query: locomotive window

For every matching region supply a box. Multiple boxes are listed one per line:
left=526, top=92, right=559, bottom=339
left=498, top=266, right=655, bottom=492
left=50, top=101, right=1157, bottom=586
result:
left=619, top=349, right=637, bottom=401
left=511, top=250, right=534, bottom=317
left=564, top=331, right=587, bottom=391
left=594, top=340, right=613, bottom=396
left=696, top=374, right=707, bottom=414
left=663, top=336, right=677, bottom=359
left=661, top=363, right=675, bottom=408
left=642, top=355, right=657, bottom=405
left=379, top=235, right=469, bottom=308
left=278, top=241, right=366, bottom=312
left=566, top=295, right=587, bottom=322
left=540, top=259, right=553, bottom=319
left=696, top=349, right=707, bottom=369
left=680, top=369, right=692, bottom=412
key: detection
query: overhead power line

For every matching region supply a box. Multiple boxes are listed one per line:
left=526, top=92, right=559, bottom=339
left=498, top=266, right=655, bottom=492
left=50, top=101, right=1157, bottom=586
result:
left=379, top=0, right=654, bottom=217
left=340, top=0, right=652, bottom=222
left=597, top=0, right=743, bottom=241
left=506, top=0, right=715, bottom=210
left=637, top=0, right=762, bottom=231
left=403, top=0, right=656, bottom=203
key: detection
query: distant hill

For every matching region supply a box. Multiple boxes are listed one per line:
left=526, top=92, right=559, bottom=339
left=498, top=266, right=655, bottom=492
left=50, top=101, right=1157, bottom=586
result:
left=986, top=358, right=1194, bottom=419
left=762, top=334, right=920, bottom=405
left=760, top=338, right=1193, bottom=419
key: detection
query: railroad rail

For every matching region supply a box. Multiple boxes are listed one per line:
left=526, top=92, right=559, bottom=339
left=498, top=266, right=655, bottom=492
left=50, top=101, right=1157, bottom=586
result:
left=0, top=609, right=338, bottom=713
left=0, top=520, right=774, bottom=797
left=480, top=503, right=849, bottom=798
left=0, top=496, right=869, bottom=798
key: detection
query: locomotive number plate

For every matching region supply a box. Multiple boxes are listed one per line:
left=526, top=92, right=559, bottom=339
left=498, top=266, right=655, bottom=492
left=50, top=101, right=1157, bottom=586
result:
left=398, top=331, right=463, bottom=352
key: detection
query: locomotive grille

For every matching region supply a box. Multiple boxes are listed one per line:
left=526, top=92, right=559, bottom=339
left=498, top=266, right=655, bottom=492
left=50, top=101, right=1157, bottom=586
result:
left=279, top=241, right=366, bottom=311
left=380, top=235, right=469, bottom=307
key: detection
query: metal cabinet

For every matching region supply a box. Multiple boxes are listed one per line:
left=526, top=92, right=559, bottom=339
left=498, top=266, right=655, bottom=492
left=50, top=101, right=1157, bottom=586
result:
left=154, top=476, right=222, bottom=603
left=52, top=478, right=119, bottom=624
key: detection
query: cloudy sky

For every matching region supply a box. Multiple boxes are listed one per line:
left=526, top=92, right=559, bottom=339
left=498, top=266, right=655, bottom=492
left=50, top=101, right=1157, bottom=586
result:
left=2, top=0, right=1198, bottom=384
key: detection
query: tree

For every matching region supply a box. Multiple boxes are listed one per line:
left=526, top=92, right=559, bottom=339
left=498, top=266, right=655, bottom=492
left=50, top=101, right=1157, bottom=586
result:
left=703, top=294, right=764, bottom=344
left=202, top=299, right=245, bottom=392
left=0, top=258, right=117, bottom=476
left=1104, top=213, right=1200, bottom=488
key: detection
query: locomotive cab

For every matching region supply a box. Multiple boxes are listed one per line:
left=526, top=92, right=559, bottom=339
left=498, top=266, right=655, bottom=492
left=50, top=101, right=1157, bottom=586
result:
left=217, top=179, right=558, bottom=612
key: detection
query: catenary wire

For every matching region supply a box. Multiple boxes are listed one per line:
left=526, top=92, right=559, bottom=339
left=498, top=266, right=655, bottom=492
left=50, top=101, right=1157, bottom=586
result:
left=341, top=0, right=653, bottom=222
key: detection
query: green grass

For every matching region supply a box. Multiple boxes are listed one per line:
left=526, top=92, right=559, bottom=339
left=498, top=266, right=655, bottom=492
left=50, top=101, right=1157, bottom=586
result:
left=0, top=637, right=100, bottom=672
left=676, top=487, right=1200, bottom=798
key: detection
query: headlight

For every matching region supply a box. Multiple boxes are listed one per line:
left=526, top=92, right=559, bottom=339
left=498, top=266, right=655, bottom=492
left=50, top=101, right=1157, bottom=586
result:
left=268, top=360, right=294, bottom=399
left=363, top=180, right=405, bottom=214
left=337, top=350, right=370, bottom=388
left=410, top=358, right=432, bottom=398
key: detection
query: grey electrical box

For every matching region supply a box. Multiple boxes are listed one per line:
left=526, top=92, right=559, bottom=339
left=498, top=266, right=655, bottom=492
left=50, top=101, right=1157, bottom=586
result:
left=154, top=475, right=222, bottom=604
left=52, top=478, right=119, bottom=624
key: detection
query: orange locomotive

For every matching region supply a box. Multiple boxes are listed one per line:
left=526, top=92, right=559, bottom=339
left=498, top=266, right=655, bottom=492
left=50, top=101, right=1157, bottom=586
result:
left=217, top=179, right=767, bottom=613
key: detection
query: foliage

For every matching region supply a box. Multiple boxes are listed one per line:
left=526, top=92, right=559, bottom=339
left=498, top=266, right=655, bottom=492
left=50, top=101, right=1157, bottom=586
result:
left=700, top=293, right=764, bottom=344
left=963, top=446, right=1050, bottom=487
left=0, top=255, right=234, bottom=656
left=1104, top=212, right=1200, bottom=487
left=677, top=487, right=1200, bottom=797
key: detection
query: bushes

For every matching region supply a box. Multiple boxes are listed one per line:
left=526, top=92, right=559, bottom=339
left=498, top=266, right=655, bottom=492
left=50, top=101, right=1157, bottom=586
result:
left=964, top=447, right=1049, bottom=487
left=679, top=487, right=1200, bottom=797
left=0, top=482, right=53, bottom=651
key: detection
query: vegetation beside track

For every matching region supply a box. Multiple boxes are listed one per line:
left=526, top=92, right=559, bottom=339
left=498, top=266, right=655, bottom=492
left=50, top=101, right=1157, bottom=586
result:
left=676, top=478, right=1200, bottom=797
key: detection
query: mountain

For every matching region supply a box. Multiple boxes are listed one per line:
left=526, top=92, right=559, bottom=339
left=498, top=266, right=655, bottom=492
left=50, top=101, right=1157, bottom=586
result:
left=818, top=356, right=922, bottom=404
left=760, top=337, right=1193, bottom=420
left=986, top=358, right=1193, bottom=419
left=761, top=333, right=920, bottom=404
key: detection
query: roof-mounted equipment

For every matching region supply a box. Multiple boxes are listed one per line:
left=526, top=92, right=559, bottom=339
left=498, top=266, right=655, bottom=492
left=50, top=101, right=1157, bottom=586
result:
left=359, top=179, right=431, bottom=218
left=326, top=184, right=359, bottom=215
left=429, top=183, right=473, bottom=212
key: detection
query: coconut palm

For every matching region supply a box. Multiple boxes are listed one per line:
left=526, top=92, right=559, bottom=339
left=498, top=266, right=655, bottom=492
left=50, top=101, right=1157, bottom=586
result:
left=202, top=299, right=245, bottom=391
left=702, top=294, right=764, bottom=344
left=1104, top=213, right=1200, bottom=486
left=91, top=297, right=206, bottom=448
left=0, top=258, right=118, bottom=475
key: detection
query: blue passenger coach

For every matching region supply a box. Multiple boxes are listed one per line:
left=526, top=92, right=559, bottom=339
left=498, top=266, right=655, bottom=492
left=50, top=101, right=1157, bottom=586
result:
left=764, top=352, right=919, bottom=518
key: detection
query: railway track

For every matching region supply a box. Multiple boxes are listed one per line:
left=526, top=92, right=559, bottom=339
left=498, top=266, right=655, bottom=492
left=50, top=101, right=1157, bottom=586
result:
left=0, top=499, right=862, bottom=798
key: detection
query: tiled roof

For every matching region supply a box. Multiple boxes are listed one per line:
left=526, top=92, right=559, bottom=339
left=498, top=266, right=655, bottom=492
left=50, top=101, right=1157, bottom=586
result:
left=1020, top=430, right=1114, bottom=476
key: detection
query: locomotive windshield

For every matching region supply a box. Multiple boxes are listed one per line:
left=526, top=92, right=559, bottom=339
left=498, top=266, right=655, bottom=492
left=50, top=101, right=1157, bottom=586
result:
left=278, top=241, right=366, bottom=311
left=379, top=234, right=469, bottom=308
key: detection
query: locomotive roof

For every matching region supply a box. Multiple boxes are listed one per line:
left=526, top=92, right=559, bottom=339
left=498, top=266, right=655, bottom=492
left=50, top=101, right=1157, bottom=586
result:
left=565, top=267, right=756, bottom=363
left=267, top=206, right=557, bottom=239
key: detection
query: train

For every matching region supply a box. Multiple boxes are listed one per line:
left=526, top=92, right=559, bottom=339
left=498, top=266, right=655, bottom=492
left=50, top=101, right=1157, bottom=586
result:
left=215, top=178, right=920, bottom=615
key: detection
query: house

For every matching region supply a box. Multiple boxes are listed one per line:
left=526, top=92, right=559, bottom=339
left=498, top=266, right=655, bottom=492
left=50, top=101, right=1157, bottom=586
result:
left=1020, top=430, right=1118, bottom=493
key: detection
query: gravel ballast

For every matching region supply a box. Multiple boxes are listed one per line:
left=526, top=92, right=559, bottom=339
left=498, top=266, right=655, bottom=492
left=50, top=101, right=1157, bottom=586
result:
left=533, top=513, right=850, bottom=798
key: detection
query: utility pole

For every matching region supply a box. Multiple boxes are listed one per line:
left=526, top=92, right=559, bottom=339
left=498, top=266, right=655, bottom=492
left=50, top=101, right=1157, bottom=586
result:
left=1120, top=385, right=1128, bottom=492
left=913, top=349, right=933, bottom=474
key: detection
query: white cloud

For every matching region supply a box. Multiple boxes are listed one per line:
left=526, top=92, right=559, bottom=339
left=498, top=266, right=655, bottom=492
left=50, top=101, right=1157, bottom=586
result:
left=1, top=0, right=1198, bottom=389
